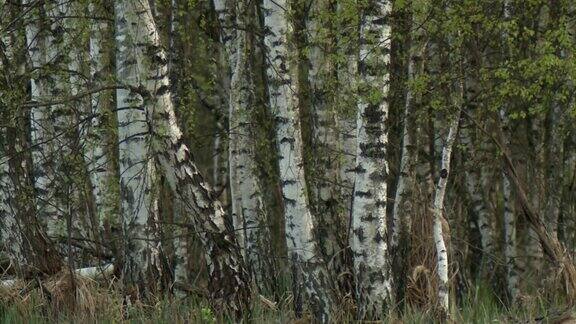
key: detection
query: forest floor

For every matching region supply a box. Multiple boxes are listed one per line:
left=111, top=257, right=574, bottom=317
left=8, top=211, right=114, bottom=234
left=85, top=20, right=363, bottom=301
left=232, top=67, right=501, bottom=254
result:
left=0, top=279, right=572, bottom=324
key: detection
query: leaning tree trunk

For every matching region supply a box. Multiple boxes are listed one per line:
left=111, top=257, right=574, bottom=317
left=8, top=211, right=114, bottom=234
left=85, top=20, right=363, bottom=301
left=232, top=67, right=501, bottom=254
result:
left=115, top=0, right=251, bottom=313
left=350, top=0, right=394, bottom=320
left=262, top=0, right=333, bottom=321
left=114, top=0, right=162, bottom=296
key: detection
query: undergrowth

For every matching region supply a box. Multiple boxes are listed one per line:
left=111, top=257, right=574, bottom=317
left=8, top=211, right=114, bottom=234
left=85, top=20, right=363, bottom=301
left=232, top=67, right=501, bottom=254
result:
left=0, top=277, right=571, bottom=323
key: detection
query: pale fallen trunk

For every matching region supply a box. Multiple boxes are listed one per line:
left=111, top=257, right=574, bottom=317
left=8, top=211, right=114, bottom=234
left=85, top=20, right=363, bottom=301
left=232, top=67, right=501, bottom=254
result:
left=114, top=0, right=162, bottom=294
left=116, top=0, right=251, bottom=312
left=263, top=0, right=333, bottom=321
left=350, top=0, right=394, bottom=320
left=433, top=84, right=462, bottom=316
left=1, top=264, right=115, bottom=289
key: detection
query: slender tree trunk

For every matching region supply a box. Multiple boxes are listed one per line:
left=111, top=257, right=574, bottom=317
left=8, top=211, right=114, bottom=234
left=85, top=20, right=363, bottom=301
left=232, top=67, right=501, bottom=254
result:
left=500, top=110, right=519, bottom=304
left=0, top=144, right=24, bottom=267
left=350, top=0, right=394, bottom=320
left=0, top=3, right=25, bottom=268
left=24, top=0, right=59, bottom=242
left=500, top=0, right=519, bottom=303
left=85, top=0, right=118, bottom=234
left=44, top=0, right=78, bottom=240
left=461, top=119, right=493, bottom=275
left=263, top=0, right=333, bottom=321
left=307, top=0, right=351, bottom=292
left=433, top=82, right=463, bottom=317
left=390, top=7, right=427, bottom=300
left=213, top=0, right=235, bottom=204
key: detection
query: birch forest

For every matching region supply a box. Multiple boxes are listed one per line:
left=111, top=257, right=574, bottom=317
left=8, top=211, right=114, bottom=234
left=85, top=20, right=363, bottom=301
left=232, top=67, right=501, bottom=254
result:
left=2, top=0, right=576, bottom=322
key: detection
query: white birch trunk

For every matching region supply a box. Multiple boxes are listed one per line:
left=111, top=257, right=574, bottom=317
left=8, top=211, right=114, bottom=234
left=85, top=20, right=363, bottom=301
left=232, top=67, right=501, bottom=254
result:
left=115, top=0, right=162, bottom=294
left=213, top=0, right=235, bottom=201
left=336, top=2, right=359, bottom=218
left=460, top=120, right=493, bottom=273
left=307, top=0, right=347, bottom=273
left=115, top=0, right=250, bottom=311
left=84, top=0, right=119, bottom=232
left=24, top=0, right=60, bottom=238
left=350, top=0, right=393, bottom=319
left=501, top=1, right=519, bottom=303
left=229, top=0, right=274, bottom=291
left=0, top=146, right=24, bottom=267
left=0, top=7, right=25, bottom=267
left=433, top=89, right=462, bottom=316
left=263, top=0, right=333, bottom=320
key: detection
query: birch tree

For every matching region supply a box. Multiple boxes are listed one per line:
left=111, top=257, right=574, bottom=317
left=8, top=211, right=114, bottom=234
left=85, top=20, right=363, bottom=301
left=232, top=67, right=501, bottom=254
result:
left=84, top=0, right=119, bottom=234
left=501, top=0, right=519, bottom=303
left=115, top=0, right=162, bottom=294
left=307, top=0, right=349, bottom=287
left=228, top=0, right=274, bottom=292
left=390, top=2, right=426, bottom=298
left=433, top=80, right=463, bottom=318
left=0, top=1, right=25, bottom=267
left=350, top=0, right=393, bottom=319
left=263, top=0, right=333, bottom=320
left=115, top=0, right=251, bottom=312
left=24, top=0, right=60, bottom=240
